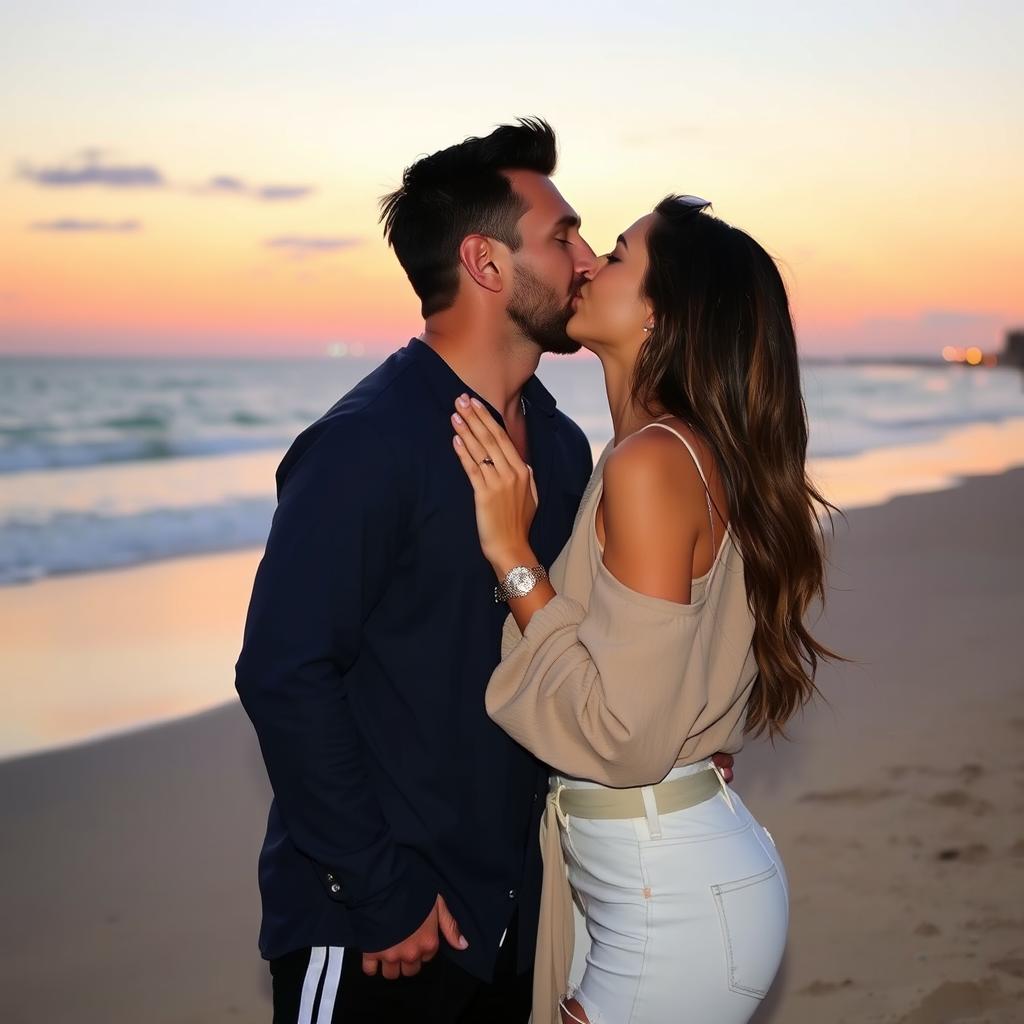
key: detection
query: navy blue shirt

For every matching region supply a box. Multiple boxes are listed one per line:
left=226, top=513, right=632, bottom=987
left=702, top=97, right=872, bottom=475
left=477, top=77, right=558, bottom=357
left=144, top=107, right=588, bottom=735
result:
left=235, top=337, right=592, bottom=980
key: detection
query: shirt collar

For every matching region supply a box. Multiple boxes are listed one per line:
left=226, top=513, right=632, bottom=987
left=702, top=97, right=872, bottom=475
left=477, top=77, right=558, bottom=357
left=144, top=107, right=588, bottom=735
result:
left=405, top=336, right=558, bottom=421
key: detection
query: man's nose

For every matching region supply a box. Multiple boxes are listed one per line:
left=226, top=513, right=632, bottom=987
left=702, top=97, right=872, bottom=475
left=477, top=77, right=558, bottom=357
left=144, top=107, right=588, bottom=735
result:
left=575, top=240, right=599, bottom=277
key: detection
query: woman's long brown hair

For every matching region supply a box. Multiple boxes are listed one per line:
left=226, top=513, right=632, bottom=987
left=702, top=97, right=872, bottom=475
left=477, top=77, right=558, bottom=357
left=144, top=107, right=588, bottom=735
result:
left=634, top=195, right=846, bottom=740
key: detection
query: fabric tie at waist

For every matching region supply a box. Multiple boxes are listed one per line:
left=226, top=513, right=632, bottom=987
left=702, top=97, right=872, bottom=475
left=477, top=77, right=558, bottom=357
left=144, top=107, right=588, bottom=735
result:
left=534, top=764, right=728, bottom=1024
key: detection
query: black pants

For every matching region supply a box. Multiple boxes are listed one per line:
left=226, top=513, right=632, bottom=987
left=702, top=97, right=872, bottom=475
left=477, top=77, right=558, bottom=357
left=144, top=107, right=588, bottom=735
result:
left=269, top=910, right=532, bottom=1023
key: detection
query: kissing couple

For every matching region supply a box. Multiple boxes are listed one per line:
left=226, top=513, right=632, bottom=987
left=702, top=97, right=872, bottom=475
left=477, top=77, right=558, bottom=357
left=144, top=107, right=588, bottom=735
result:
left=236, top=117, right=839, bottom=1024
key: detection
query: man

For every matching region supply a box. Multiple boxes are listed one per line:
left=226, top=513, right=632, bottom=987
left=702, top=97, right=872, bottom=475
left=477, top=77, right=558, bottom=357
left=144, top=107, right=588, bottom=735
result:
left=235, top=117, right=734, bottom=1023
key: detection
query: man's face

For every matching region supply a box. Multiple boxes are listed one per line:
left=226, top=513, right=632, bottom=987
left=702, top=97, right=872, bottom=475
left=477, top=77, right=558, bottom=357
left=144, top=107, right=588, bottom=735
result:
left=502, top=170, right=597, bottom=354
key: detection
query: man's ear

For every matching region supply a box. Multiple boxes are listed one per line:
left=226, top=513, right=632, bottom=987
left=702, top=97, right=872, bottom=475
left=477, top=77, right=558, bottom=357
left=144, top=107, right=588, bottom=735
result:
left=459, top=234, right=506, bottom=294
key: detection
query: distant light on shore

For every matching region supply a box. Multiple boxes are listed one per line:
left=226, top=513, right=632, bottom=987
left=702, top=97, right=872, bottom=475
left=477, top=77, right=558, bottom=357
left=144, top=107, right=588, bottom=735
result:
left=942, top=345, right=997, bottom=366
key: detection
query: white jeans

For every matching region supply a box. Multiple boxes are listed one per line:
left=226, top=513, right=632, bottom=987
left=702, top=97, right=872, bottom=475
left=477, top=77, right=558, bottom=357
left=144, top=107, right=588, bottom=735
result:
left=556, top=759, right=788, bottom=1024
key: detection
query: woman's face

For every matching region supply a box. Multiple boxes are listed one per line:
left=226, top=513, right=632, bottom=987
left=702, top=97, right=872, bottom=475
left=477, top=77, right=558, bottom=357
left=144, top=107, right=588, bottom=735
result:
left=567, top=213, right=656, bottom=354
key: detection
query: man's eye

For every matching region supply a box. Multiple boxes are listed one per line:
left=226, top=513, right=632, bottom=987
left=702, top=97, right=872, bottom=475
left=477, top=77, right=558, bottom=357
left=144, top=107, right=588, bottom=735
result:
left=556, top=238, right=572, bottom=246
left=603, top=253, right=620, bottom=263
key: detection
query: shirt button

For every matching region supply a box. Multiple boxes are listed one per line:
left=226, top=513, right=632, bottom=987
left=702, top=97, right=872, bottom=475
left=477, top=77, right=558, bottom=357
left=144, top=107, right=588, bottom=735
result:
left=330, top=883, right=341, bottom=894
left=326, top=872, right=335, bottom=882
left=508, top=888, right=517, bottom=899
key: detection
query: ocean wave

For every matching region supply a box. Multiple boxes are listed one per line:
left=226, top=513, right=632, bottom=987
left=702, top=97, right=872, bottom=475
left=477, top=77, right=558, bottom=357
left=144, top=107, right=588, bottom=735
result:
left=0, top=434, right=293, bottom=474
left=1, top=357, right=1022, bottom=584
left=0, top=499, right=276, bottom=585
left=856, top=408, right=1015, bottom=431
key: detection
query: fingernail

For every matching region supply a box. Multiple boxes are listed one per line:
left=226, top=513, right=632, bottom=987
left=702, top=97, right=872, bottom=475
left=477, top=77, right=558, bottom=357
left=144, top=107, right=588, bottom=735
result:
left=469, top=397, right=483, bottom=409
left=452, top=412, right=463, bottom=424
left=458, top=937, right=468, bottom=949
left=454, top=435, right=463, bottom=447
left=457, top=395, right=469, bottom=407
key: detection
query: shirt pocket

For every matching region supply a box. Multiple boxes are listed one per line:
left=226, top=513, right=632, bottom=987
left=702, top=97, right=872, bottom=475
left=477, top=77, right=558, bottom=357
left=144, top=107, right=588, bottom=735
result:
left=711, top=862, right=789, bottom=999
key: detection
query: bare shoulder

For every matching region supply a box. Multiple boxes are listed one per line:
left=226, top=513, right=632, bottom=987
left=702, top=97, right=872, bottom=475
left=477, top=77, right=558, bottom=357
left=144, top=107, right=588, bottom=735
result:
left=599, top=419, right=708, bottom=601
left=603, top=419, right=710, bottom=504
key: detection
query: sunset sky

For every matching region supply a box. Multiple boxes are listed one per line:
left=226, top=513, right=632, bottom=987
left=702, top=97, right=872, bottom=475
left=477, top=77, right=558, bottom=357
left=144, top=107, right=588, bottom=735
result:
left=2, top=1, right=1021, bottom=357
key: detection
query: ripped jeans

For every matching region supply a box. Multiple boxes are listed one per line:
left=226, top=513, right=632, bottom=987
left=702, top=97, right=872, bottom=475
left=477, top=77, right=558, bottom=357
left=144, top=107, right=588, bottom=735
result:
left=556, top=759, right=788, bottom=1024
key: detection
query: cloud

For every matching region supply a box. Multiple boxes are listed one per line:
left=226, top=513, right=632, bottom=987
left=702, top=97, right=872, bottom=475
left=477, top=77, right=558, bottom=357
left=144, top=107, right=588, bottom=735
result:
left=202, top=177, right=314, bottom=201
left=265, top=236, right=363, bottom=257
left=198, top=176, right=314, bottom=201
left=206, top=175, right=246, bottom=192
left=256, top=184, right=315, bottom=201
left=30, top=218, right=141, bottom=233
left=19, top=155, right=164, bottom=189
left=18, top=153, right=314, bottom=201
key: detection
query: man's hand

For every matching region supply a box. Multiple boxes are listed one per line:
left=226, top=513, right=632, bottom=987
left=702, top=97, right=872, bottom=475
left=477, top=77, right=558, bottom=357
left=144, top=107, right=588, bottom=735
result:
left=361, top=894, right=467, bottom=979
left=712, top=751, right=735, bottom=784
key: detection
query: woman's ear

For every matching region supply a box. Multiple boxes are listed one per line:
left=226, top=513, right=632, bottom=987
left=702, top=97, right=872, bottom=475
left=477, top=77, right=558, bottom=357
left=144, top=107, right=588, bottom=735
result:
left=459, top=234, right=506, bottom=294
left=638, top=299, right=655, bottom=333
left=642, top=301, right=656, bottom=333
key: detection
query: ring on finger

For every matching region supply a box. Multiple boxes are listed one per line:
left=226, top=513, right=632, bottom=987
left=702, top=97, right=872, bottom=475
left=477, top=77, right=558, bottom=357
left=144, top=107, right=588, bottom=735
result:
left=481, top=457, right=495, bottom=466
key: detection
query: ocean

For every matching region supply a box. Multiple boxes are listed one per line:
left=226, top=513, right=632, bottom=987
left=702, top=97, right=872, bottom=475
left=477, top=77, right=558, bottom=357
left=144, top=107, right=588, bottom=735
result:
left=2, top=351, right=1024, bottom=588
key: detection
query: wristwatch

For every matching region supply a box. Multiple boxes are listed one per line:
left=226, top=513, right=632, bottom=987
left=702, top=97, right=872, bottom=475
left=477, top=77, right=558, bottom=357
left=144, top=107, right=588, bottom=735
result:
left=494, top=564, right=548, bottom=603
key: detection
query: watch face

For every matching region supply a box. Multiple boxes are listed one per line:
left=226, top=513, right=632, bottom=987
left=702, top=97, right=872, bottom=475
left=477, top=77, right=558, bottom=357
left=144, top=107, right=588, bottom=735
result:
left=508, top=566, right=533, bottom=595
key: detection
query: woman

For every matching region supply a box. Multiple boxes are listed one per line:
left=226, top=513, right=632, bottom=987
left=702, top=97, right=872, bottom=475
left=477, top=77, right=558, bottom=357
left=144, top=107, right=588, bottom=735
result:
left=449, top=196, right=841, bottom=1024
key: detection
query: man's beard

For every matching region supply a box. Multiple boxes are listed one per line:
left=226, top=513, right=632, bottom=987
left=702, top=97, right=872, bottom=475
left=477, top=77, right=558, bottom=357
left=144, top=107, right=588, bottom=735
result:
left=507, top=264, right=582, bottom=355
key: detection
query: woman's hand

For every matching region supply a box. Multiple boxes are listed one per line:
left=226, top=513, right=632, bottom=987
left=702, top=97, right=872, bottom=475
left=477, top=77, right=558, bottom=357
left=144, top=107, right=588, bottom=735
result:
left=451, top=393, right=538, bottom=568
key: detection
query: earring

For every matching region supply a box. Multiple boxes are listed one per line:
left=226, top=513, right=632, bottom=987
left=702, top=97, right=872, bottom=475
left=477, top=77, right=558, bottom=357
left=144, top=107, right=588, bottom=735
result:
left=642, top=324, right=653, bottom=333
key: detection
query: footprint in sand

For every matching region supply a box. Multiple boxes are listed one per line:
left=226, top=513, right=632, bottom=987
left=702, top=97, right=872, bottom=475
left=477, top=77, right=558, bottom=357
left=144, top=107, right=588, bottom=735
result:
left=927, top=789, right=993, bottom=815
left=799, top=786, right=901, bottom=805
left=888, top=834, right=924, bottom=848
left=894, top=978, right=1014, bottom=1023
left=795, top=831, right=829, bottom=846
left=991, top=958, right=1024, bottom=979
left=890, top=763, right=986, bottom=785
left=936, top=843, right=991, bottom=863
left=965, top=915, right=1024, bottom=931
left=797, top=978, right=855, bottom=996
left=914, top=921, right=941, bottom=936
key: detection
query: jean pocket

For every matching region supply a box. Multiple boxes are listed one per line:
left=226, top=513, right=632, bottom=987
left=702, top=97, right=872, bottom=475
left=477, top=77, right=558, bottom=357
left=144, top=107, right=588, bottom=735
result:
left=711, top=863, right=788, bottom=999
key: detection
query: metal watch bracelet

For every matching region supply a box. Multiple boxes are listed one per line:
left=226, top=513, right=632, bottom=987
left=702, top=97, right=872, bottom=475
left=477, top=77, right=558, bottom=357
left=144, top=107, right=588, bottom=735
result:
left=494, top=564, right=548, bottom=603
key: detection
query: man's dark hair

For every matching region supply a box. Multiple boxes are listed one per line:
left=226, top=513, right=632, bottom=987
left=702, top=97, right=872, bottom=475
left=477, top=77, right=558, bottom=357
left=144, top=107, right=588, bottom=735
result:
left=379, top=117, right=557, bottom=317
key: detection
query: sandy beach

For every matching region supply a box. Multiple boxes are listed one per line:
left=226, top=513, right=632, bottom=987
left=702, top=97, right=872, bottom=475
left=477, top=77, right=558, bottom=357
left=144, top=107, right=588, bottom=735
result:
left=1, top=467, right=1022, bottom=1023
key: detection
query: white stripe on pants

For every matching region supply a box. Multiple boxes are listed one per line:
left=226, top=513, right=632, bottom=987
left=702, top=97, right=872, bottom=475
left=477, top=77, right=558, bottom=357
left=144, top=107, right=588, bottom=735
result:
left=298, top=946, right=345, bottom=1024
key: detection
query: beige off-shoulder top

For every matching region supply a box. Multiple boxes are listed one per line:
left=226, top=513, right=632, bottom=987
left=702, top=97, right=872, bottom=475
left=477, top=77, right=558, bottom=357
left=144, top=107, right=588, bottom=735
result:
left=485, top=419, right=759, bottom=1024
